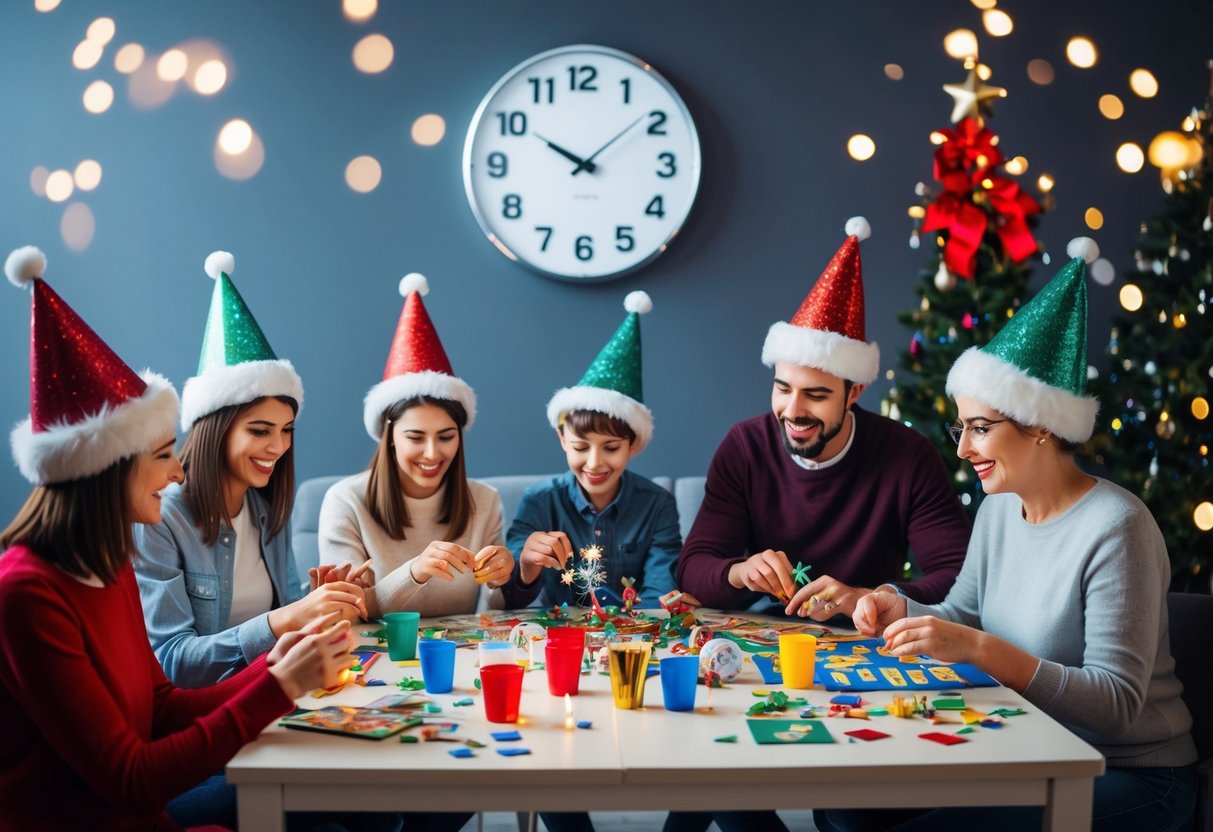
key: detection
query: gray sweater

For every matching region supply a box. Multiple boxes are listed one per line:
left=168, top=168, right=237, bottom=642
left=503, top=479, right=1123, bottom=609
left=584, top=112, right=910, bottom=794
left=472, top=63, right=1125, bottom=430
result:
left=908, top=478, right=1196, bottom=768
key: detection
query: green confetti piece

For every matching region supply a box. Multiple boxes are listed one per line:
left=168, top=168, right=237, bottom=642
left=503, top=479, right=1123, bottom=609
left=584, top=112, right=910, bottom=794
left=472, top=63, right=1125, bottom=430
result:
left=396, top=678, right=425, bottom=691
left=400, top=735, right=419, bottom=743
left=424, top=704, right=442, bottom=713
left=453, top=698, right=474, bottom=707
left=714, top=735, right=738, bottom=743
left=956, top=727, right=976, bottom=735
left=867, top=708, right=888, bottom=716
left=473, top=678, right=482, bottom=690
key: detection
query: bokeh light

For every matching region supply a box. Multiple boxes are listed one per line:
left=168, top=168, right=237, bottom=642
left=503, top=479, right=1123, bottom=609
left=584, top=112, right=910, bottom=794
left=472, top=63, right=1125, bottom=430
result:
left=352, top=34, right=394, bottom=73
left=1090, top=258, right=1115, bottom=286
left=214, top=130, right=265, bottom=180
left=193, top=60, right=227, bottom=95
left=74, top=159, right=102, bottom=191
left=218, top=119, right=253, bottom=155
left=1027, top=59, right=1054, bottom=85
left=847, top=134, right=876, bottom=161
left=1195, top=502, right=1213, bottom=532
left=34, top=0, right=61, bottom=10
left=83, top=80, right=115, bottom=114
left=1066, top=37, right=1098, bottom=69
left=129, top=59, right=176, bottom=110
left=411, top=114, right=446, bottom=146
left=72, top=40, right=104, bottom=70
left=157, top=49, right=188, bottom=82
left=982, top=9, right=1013, bottom=36
left=969, top=0, right=996, bottom=8
left=1098, top=94, right=1124, bottom=120
left=114, top=43, right=144, bottom=73
left=345, top=155, right=383, bottom=193
left=1129, top=69, right=1158, bottom=98
left=1116, top=143, right=1144, bottom=173
left=1148, top=131, right=1188, bottom=169
left=1004, top=156, right=1028, bottom=175
left=45, top=169, right=74, bottom=203
left=1119, top=284, right=1144, bottom=312
left=343, top=0, right=377, bottom=21
left=884, top=64, right=904, bottom=81
left=30, top=166, right=49, bottom=198
left=943, top=29, right=979, bottom=61
left=61, top=202, right=96, bottom=252
left=1037, top=173, right=1055, bottom=193
left=87, top=17, right=115, bottom=45
left=1193, top=397, right=1210, bottom=421
left=1084, top=207, right=1104, bottom=230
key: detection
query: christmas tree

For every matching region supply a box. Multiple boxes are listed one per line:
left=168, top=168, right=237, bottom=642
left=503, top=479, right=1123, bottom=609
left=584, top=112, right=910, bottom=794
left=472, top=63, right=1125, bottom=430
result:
left=1087, top=65, right=1213, bottom=591
left=881, top=63, right=1048, bottom=514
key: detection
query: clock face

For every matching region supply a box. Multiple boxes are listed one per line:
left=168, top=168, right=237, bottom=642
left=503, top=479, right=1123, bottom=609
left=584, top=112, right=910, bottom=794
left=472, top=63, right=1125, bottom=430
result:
left=463, top=45, right=701, bottom=282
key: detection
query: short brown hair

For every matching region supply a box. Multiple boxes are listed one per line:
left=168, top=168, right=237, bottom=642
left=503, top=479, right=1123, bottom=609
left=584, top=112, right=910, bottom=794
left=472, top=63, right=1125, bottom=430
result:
left=0, top=457, right=136, bottom=584
left=180, top=396, right=298, bottom=546
left=559, top=410, right=636, bottom=444
left=365, top=396, right=472, bottom=541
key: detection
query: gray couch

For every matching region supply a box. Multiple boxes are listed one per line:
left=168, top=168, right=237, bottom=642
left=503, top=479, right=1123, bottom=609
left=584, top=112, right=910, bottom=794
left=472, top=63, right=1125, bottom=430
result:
left=291, top=473, right=707, bottom=582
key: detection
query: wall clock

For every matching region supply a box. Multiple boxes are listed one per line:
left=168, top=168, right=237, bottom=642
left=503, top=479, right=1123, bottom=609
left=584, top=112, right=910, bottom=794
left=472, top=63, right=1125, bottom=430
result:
left=463, top=44, right=701, bottom=282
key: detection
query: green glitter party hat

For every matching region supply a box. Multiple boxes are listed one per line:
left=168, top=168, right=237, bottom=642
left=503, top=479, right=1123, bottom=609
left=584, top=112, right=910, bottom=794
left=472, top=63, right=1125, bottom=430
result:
left=546, top=291, right=654, bottom=453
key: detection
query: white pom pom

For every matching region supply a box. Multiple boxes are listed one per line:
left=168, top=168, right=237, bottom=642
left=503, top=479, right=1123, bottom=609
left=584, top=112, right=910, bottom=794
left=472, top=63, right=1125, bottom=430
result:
left=5, top=246, right=45, bottom=288
left=1089, top=258, right=1116, bottom=286
left=399, top=273, right=429, bottom=297
left=623, top=290, right=652, bottom=315
left=844, top=216, right=871, bottom=242
left=1065, top=237, right=1099, bottom=264
left=204, top=251, right=235, bottom=280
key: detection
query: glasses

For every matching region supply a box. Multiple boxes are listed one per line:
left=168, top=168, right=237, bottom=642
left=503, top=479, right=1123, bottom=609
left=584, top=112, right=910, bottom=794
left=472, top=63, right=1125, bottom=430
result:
left=946, top=419, right=1006, bottom=444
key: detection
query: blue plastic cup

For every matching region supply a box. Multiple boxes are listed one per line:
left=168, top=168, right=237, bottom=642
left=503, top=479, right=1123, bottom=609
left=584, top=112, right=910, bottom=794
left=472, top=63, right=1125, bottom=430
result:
left=418, top=639, right=457, bottom=694
left=660, top=655, right=699, bottom=712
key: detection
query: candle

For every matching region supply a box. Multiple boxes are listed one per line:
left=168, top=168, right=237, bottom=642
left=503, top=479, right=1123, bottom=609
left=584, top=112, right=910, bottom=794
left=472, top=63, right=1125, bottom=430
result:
left=564, top=693, right=575, bottom=731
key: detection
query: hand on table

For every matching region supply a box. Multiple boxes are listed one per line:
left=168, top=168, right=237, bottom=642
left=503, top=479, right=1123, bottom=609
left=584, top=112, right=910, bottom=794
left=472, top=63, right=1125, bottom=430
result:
left=518, top=530, right=573, bottom=585
left=474, top=545, right=515, bottom=588
left=268, top=616, right=356, bottom=700
left=852, top=588, right=908, bottom=635
left=409, top=541, right=476, bottom=585
left=785, top=575, right=872, bottom=621
left=881, top=615, right=983, bottom=665
left=659, top=589, right=702, bottom=610
left=727, top=549, right=796, bottom=604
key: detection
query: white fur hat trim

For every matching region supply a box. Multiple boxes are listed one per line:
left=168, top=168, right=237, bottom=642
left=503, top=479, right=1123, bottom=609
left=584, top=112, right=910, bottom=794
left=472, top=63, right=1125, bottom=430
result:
left=11, top=371, right=180, bottom=485
left=946, top=347, right=1099, bottom=443
left=180, top=359, right=304, bottom=431
left=363, top=371, right=477, bottom=440
left=761, top=321, right=880, bottom=384
left=546, top=386, right=654, bottom=454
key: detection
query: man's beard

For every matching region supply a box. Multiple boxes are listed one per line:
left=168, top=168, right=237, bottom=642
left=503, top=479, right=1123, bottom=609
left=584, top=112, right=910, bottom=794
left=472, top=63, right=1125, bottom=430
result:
left=780, top=412, right=845, bottom=460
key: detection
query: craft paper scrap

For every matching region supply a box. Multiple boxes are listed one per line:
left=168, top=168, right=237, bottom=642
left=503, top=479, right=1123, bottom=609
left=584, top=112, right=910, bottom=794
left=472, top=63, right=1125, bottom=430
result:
left=920, top=731, right=969, bottom=746
left=747, top=719, right=835, bottom=745
left=844, top=729, right=890, bottom=741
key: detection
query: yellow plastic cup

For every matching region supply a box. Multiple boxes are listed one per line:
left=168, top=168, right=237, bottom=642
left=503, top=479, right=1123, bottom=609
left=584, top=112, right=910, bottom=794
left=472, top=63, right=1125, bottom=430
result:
left=779, top=633, right=817, bottom=689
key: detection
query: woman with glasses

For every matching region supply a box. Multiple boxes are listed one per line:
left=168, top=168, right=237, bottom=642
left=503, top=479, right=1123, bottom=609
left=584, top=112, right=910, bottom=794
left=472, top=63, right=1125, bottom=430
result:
left=830, top=249, right=1197, bottom=832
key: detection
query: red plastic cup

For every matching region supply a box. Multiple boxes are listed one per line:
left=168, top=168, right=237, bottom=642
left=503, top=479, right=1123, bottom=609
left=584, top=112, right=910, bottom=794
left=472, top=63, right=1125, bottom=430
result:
left=545, top=641, right=584, bottom=696
left=480, top=664, right=524, bottom=723
left=544, top=627, right=586, bottom=648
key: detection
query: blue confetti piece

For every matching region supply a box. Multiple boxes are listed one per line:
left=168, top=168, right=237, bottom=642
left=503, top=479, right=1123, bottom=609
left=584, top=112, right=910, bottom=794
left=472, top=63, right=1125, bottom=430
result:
left=364, top=679, right=386, bottom=686
left=830, top=694, right=862, bottom=706
left=496, top=748, right=532, bottom=757
left=491, top=730, right=523, bottom=742
left=448, top=747, right=475, bottom=758
left=576, top=720, right=593, bottom=729
left=452, top=698, right=474, bottom=707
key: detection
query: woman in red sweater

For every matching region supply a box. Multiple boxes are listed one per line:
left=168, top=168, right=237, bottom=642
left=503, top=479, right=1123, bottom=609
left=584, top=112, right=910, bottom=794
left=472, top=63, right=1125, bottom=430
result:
left=0, top=247, right=355, bottom=832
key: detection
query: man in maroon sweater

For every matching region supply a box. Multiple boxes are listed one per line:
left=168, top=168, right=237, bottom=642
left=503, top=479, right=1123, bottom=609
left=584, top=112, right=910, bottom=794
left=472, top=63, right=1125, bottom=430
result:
left=676, top=219, right=970, bottom=621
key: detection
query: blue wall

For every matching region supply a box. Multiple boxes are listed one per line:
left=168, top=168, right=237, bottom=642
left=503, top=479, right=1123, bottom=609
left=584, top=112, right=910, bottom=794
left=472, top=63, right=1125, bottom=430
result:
left=2, top=1, right=1211, bottom=519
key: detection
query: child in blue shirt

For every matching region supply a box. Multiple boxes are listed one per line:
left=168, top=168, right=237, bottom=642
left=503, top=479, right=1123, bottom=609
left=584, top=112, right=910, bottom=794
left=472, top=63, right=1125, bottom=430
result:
left=507, top=291, right=680, bottom=611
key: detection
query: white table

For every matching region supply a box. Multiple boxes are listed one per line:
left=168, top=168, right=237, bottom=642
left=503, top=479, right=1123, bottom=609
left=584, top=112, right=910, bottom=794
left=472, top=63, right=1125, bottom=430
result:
left=227, top=618, right=1104, bottom=831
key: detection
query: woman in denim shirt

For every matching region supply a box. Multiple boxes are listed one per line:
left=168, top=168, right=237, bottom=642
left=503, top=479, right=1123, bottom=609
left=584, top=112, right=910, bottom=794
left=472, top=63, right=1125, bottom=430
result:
left=135, top=251, right=367, bottom=689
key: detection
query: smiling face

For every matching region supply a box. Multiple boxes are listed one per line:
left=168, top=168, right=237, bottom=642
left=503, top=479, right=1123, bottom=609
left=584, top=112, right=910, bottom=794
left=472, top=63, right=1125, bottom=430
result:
left=392, top=403, right=461, bottom=499
left=558, top=424, right=635, bottom=512
left=771, top=362, right=862, bottom=462
left=953, top=396, right=1042, bottom=495
left=222, top=397, right=296, bottom=504
left=127, top=435, right=184, bottom=524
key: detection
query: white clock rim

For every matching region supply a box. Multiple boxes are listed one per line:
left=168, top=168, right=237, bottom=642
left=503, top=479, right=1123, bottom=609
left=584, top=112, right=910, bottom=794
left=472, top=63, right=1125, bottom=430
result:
left=461, top=43, right=702, bottom=283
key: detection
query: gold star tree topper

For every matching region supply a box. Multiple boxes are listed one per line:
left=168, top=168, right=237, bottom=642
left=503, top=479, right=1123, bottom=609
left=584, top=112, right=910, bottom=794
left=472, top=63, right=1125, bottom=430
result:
left=943, top=66, right=1007, bottom=124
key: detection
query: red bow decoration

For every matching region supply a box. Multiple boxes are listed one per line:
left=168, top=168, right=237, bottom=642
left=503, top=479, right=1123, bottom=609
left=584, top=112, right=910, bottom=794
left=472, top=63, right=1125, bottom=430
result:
left=921, top=118, right=1041, bottom=279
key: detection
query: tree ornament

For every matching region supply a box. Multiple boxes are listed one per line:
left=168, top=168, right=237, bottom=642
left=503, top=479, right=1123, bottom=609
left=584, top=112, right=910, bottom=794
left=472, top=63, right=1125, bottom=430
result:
left=934, top=261, right=957, bottom=291
left=942, top=67, right=1007, bottom=124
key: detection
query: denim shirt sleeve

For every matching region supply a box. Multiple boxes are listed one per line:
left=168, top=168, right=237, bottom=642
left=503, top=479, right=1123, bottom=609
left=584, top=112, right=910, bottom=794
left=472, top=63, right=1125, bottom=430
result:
left=133, top=490, right=279, bottom=688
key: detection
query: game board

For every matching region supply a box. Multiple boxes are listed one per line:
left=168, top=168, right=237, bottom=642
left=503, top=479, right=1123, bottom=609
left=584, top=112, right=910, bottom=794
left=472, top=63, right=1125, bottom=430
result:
left=813, top=637, right=999, bottom=691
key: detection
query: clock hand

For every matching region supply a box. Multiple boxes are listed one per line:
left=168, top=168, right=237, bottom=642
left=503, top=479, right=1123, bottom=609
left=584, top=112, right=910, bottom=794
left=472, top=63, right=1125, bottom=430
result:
left=532, top=132, right=597, bottom=174
left=571, top=115, right=646, bottom=176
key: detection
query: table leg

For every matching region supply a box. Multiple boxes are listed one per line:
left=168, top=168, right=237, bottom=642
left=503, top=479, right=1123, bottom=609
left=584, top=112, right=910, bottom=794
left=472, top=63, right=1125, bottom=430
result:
left=237, top=783, right=285, bottom=832
left=1042, top=776, right=1093, bottom=831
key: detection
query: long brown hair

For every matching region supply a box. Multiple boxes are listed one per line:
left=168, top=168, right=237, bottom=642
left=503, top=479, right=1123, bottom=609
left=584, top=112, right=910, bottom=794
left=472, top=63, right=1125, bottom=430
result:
left=365, top=396, right=471, bottom=541
left=0, top=457, right=136, bottom=584
left=180, top=395, right=297, bottom=546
